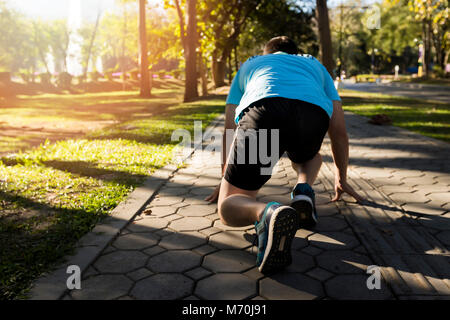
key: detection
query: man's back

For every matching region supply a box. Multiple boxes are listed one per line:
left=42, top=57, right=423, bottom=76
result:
left=226, top=52, right=340, bottom=123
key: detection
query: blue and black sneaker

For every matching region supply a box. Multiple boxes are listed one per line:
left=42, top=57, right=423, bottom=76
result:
left=290, top=183, right=317, bottom=228
left=254, top=201, right=300, bottom=274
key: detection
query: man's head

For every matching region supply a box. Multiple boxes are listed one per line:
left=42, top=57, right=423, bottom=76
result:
left=263, top=36, right=299, bottom=55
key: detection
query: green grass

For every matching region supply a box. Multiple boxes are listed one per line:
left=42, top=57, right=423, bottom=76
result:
left=340, top=90, right=450, bottom=142
left=0, top=90, right=225, bottom=299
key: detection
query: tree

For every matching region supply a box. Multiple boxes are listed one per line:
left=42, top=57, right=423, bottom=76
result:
left=238, top=0, right=318, bottom=61
left=139, top=0, right=151, bottom=97
left=79, top=11, right=102, bottom=79
left=48, top=19, right=71, bottom=73
left=200, top=0, right=268, bottom=87
left=408, top=0, right=449, bottom=74
left=316, top=0, right=334, bottom=76
left=184, top=0, right=198, bottom=101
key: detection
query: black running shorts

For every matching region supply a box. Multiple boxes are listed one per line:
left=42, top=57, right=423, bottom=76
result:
left=224, top=97, right=330, bottom=191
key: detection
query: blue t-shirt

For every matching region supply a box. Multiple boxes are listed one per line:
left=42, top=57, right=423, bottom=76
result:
left=226, top=52, right=341, bottom=124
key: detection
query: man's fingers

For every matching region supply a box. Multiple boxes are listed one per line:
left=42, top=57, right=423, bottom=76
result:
left=331, top=188, right=343, bottom=202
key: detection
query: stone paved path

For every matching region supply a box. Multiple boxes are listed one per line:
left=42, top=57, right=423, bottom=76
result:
left=62, top=111, right=450, bottom=300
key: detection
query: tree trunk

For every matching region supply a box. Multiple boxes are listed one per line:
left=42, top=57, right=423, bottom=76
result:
left=184, top=0, right=198, bottom=102
left=199, top=49, right=208, bottom=96
left=139, top=0, right=151, bottom=97
left=315, top=0, right=334, bottom=76
left=83, top=10, right=101, bottom=79
left=227, top=53, right=232, bottom=84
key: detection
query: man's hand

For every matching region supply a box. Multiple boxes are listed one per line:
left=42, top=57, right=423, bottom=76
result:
left=332, top=178, right=364, bottom=203
left=205, top=183, right=221, bottom=203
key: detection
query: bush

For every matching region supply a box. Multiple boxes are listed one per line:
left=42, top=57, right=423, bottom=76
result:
left=89, top=71, right=101, bottom=82
left=129, top=69, right=139, bottom=81
left=57, top=72, right=72, bottom=89
left=39, top=72, right=52, bottom=85
left=432, top=65, right=445, bottom=78
left=172, top=69, right=181, bottom=79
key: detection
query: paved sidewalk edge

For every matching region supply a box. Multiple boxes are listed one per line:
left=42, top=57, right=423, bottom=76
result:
left=27, top=114, right=225, bottom=300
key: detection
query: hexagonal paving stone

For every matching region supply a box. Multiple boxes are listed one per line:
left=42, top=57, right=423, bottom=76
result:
left=71, top=275, right=133, bottom=300
left=113, top=233, right=159, bottom=250
left=436, top=230, right=450, bottom=247
left=170, top=175, right=197, bottom=185
left=426, top=192, right=450, bottom=205
left=213, top=220, right=253, bottom=231
left=178, top=204, right=216, bottom=217
left=291, top=235, right=308, bottom=251
left=209, top=231, right=253, bottom=249
left=159, top=231, right=207, bottom=250
left=131, top=274, right=194, bottom=300
left=306, top=267, right=334, bottom=281
left=325, top=275, right=392, bottom=300
left=94, top=251, right=148, bottom=273
left=169, top=217, right=212, bottom=231
left=308, top=232, right=360, bottom=250
left=417, top=215, right=450, bottom=231
left=189, top=187, right=215, bottom=196
left=159, top=187, right=189, bottom=196
left=144, top=206, right=177, bottom=217
left=316, top=203, right=339, bottom=217
left=192, top=177, right=221, bottom=187
left=389, top=192, right=429, bottom=205
left=195, top=274, right=256, bottom=300
left=259, top=272, right=323, bottom=300
left=313, top=217, right=348, bottom=232
left=316, top=250, right=372, bottom=274
left=152, top=196, right=183, bottom=206
left=258, top=185, right=291, bottom=196
left=256, top=195, right=290, bottom=204
left=202, top=250, right=255, bottom=272
left=126, top=268, right=153, bottom=281
left=127, top=217, right=170, bottom=233
left=147, top=250, right=201, bottom=272
left=285, top=251, right=315, bottom=273
left=401, top=203, right=446, bottom=216
left=184, top=267, right=212, bottom=280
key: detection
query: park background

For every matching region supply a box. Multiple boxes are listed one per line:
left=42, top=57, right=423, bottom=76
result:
left=0, top=0, right=448, bottom=299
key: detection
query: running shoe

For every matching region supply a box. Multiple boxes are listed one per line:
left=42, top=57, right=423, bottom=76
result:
left=290, top=182, right=317, bottom=228
left=254, top=201, right=300, bottom=274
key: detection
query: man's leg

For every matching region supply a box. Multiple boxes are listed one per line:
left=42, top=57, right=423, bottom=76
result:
left=291, top=153, right=322, bottom=186
left=217, top=178, right=266, bottom=227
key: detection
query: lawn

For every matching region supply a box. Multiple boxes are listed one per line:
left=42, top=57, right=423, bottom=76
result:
left=0, top=82, right=225, bottom=299
left=340, top=90, right=450, bottom=143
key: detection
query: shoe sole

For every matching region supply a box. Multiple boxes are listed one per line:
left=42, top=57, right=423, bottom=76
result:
left=258, top=206, right=300, bottom=274
left=290, top=195, right=316, bottom=228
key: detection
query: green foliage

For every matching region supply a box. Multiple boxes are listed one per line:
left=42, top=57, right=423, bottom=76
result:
left=341, top=89, right=450, bottom=142
left=238, top=0, right=318, bottom=60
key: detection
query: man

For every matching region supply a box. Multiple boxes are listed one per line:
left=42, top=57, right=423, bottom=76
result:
left=205, top=36, right=364, bottom=274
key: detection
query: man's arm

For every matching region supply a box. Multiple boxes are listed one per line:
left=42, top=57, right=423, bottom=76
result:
left=221, top=104, right=237, bottom=175
left=205, top=103, right=237, bottom=203
left=328, top=100, right=364, bottom=203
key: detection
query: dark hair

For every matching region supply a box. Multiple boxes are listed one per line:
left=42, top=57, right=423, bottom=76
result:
left=263, top=36, right=299, bottom=55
